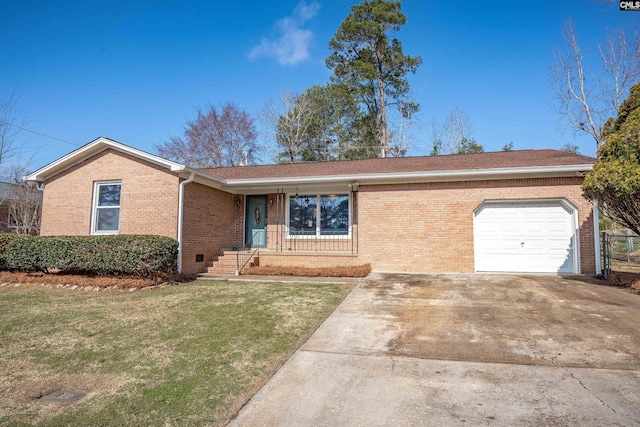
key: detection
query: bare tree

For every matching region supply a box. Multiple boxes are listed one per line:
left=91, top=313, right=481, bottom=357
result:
left=385, top=92, right=423, bottom=158
left=428, top=119, right=443, bottom=156
left=8, top=185, right=42, bottom=235
left=0, top=93, right=43, bottom=235
left=558, top=142, right=581, bottom=154
left=442, top=107, right=475, bottom=154
left=0, top=92, right=25, bottom=169
left=5, top=164, right=42, bottom=235
left=260, top=91, right=320, bottom=163
left=428, top=108, right=484, bottom=155
left=157, top=102, right=259, bottom=168
left=551, top=21, right=640, bottom=149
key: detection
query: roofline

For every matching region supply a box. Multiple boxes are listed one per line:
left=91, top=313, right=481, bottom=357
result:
left=23, top=137, right=225, bottom=187
left=219, top=163, right=594, bottom=191
left=22, top=137, right=593, bottom=190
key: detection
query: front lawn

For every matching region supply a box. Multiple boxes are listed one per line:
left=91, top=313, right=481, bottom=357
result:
left=0, top=280, right=351, bottom=426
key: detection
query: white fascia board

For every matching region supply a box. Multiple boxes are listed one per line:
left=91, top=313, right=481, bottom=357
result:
left=222, top=164, right=595, bottom=189
left=182, top=168, right=225, bottom=188
left=228, top=183, right=355, bottom=195
left=24, top=137, right=187, bottom=182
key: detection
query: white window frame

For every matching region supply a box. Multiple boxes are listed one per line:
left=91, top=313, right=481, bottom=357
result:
left=7, top=211, right=27, bottom=230
left=91, top=180, right=122, bottom=235
left=285, top=193, right=352, bottom=239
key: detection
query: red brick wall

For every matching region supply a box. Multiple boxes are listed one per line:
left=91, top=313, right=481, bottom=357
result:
left=40, top=153, right=597, bottom=276
left=181, top=183, right=244, bottom=274
left=255, top=177, right=595, bottom=275
left=356, top=177, right=595, bottom=274
left=41, top=149, right=180, bottom=238
left=257, top=252, right=361, bottom=268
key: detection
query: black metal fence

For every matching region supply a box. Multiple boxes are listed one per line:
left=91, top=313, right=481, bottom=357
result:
left=246, top=227, right=359, bottom=254
left=601, top=230, right=640, bottom=278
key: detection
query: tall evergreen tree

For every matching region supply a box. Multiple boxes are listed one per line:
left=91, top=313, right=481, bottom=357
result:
left=326, top=0, right=421, bottom=158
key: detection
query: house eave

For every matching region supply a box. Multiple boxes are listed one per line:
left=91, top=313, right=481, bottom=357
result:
left=22, top=138, right=593, bottom=194
left=221, top=164, right=594, bottom=193
left=24, top=137, right=197, bottom=183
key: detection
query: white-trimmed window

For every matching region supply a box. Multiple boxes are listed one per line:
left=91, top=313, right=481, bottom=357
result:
left=8, top=212, right=26, bottom=229
left=288, top=193, right=350, bottom=237
left=92, top=181, right=121, bottom=234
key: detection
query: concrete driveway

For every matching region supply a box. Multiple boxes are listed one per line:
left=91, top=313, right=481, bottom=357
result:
left=230, top=273, right=640, bottom=426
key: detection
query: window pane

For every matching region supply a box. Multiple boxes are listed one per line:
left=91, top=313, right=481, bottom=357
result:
left=98, top=184, right=121, bottom=206
left=8, top=213, right=17, bottom=227
left=320, top=194, right=349, bottom=235
left=96, top=208, right=119, bottom=231
left=289, top=196, right=316, bottom=236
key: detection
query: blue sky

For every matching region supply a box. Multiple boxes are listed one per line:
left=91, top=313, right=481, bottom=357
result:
left=0, top=0, right=637, bottom=171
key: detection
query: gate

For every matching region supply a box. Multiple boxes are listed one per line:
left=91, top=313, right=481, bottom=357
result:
left=601, top=230, right=640, bottom=279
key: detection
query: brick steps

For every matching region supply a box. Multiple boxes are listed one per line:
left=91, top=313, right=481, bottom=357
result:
left=206, top=251, right=259, bottom=274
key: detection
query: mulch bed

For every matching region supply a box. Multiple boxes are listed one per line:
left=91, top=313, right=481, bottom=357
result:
left=607, top=272, right=640, bottom=293
left=243, top=264, right=371, bottom=278
left=0, top=271, right=184, bottom=289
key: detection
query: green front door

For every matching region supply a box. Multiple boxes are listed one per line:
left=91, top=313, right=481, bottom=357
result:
left=246, top=195, right=267, bottom=246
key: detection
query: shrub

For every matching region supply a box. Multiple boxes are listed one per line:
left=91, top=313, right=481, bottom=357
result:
left=0, top=234, right=33, bottom=271
left=243, top=264, right=371, bottom=277
left=1, top=234, right=178, bottom=276
left=4, top=235, right=42, bottom=272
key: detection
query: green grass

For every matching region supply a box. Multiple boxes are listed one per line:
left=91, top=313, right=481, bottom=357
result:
left=0, top=280, right=351, bottom=426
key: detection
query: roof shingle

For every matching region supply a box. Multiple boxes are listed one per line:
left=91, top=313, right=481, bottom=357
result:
left=200, top=150, right=595, bottom=181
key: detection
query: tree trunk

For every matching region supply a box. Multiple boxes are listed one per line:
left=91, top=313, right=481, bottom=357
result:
left=377, top=76, right=387, bottom=158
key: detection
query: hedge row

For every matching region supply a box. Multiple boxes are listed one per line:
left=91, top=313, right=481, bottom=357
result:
left=0, top=234, right=178, bottom=276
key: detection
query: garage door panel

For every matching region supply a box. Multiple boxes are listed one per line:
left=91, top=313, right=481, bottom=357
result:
left=474, top=201, right=577, bottom=273
left=521, top=222, right=544, bottom=233
left=547, top=220, right=572, bottom=233
left=522, top=239, right=545, bottom=251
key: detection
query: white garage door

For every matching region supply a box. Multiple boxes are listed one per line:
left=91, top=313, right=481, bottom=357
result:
left=474, top=201, right=577, bottom=273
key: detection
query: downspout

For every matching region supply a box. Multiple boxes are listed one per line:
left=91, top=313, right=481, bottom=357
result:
left=593, top=201, right=601, bottom=276
left=177, top=172, right=196, bottom=274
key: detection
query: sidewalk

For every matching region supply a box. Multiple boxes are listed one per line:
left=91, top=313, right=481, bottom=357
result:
left=196, top=274, right=363, bottom=285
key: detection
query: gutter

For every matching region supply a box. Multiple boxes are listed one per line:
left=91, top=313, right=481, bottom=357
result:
left=177, top=172, right=196, bottom=274
left=221, top=164, right=595, bottom=188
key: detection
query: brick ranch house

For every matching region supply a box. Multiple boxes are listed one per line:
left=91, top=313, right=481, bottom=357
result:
left=25, top=137, right=600, bottom=276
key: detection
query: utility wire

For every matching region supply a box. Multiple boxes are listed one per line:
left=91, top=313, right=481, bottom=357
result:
left=5, top=123, right=81, bottom=147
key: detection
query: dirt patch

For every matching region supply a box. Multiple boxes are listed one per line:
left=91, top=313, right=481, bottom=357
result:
left=20, top=373, right=128, bottom=402
left=244, top=264, right=371, bottom=278
left=366, top=274, right=640, bottom=369
left=0, top=271, right=186, bottom=289
left=1, top=371, right=130, bottom=423
left=608, top=272, right=640, bottom=293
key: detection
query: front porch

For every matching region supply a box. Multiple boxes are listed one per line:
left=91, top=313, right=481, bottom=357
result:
left=205, top=230, right=360, bottom=274
left=205, top=190, right=360, bottom=275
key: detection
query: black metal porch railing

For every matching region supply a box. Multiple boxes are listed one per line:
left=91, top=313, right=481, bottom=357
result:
left=244, top=227, right=358, bottom=254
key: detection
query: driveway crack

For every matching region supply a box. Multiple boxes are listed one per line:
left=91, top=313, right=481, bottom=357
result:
left=390, top=356, right=396, bottom=372
left=559, top=364, right=622, bottom=418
